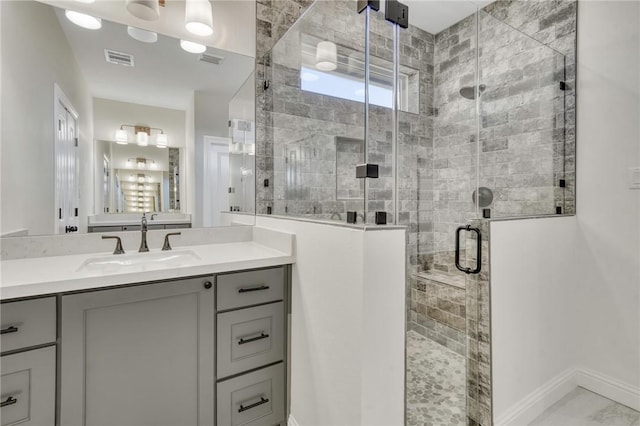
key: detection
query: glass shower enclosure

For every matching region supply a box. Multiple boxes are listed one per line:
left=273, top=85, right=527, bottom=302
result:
left=257, top=0, right=573, bottom=424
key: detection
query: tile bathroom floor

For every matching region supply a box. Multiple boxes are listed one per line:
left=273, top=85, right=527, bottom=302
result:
left=406, top=330, right=466, bottom=426
left=529, top=387, right=640, bottom=426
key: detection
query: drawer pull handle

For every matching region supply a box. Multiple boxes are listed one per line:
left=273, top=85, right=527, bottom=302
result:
left=0, top=326, right=18, bottom=335
left=1, top=396, right=17, bottom=408
left=238, top=285, right=270, bottom=293
left=238, top=397, right=269, bottom=413
left=238, top=333, right=270, bottom=345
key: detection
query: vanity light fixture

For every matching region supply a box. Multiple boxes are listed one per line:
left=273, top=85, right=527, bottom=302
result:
left=125, top=0, right=160, bottom=21
left=315, top=41, right=338, bottom=72
left=185, top=0, right=214, bottom=36
left=180, top=39, right=206, bottom=54
left=117, top=124, right=166, bottom=147
left=127, top=26, right=158, bottom=43
left=65, top=10, right=102, bottom=30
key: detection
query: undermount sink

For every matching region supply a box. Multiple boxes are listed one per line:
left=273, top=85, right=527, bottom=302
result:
left=77, top=250, right=201, bottom=273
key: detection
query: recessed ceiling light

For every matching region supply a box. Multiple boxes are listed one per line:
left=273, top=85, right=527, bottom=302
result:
left=127, top=26, right=158, bottom=43
left=180, top=40, right=206, bottom=54
left=65, top=10, right=102, bottom=30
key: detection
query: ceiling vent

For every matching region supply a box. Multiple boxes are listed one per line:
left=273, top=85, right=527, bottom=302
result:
left=198, top=53, right=224, bottom=65
left=104, top=49, right=135, bottom=67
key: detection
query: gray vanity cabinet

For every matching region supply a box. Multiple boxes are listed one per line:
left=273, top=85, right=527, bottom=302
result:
left=215, top=267, right=287, bottom=426
left=0, top=297, right=57, bottom=426
left=60, top=277, right=215, bottom=426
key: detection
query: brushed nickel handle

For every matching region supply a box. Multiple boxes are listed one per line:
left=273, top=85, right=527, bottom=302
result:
left=102, top=235, right=125, bottom=255
left=162, top=232, right=181, bottom=251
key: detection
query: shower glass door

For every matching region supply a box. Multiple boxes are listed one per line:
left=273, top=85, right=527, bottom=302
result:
left=404, top=3, right=481, bottom=425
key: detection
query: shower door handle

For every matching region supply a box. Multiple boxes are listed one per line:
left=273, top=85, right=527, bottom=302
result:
left=455, top=225, right=482, bottom=274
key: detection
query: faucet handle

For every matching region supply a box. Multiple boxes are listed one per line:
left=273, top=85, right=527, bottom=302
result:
left=162, top=232, right=181, bottom=251
left=102, top=235, right=125, bottom=255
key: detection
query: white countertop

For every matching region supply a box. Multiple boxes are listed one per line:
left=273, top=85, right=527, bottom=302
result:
left=0, top=227, right=295, bottom=300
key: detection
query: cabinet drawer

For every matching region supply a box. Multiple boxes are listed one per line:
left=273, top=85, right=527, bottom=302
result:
left=217, top=363, right=285, bottom=426
left=217, top=302, right=284, bottom=378
left=1, top=297, right=56, bottom=353
left=217, top=267, right=284, bottom=311
left=1, top=346, right=56, bottom=426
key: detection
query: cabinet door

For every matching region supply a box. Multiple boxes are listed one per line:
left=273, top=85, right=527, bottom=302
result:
left=1, top=346, right=56, bottom=426
left=60, top=278, right=214, bottom=426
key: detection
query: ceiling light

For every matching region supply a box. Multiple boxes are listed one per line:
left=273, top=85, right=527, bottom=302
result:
left=316, top=41, right=337, bottom=72
left=180, top=39, right=206, bottom=54
left=156, top=133, right=168, bottom=148
left=185, top=0, right=214, bottom=36
left=74, top=0, right=95, bottom=3
left=115, top=129, right=128, bottom=144
left=127, top=26, right=158, bottom=43
left=126, top=0, right=160, bottom=21
left=65, top=10, right=102, bottom=30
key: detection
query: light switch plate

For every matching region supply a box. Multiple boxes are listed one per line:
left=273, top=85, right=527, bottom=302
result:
left=630, top=167, right=640, bottom=190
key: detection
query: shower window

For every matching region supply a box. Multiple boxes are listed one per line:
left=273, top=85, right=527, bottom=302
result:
left=300, top=35, right=419, bottom=114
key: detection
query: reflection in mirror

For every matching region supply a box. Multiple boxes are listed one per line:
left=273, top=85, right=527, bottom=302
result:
left=0, top=0, right=255, bottom=237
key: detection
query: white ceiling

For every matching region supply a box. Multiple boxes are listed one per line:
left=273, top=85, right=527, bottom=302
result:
left=404, top=0, right=495, bottom=34
left=52, top=4, right=254, bottom=110
left=40, top=0, right=256, bottom=57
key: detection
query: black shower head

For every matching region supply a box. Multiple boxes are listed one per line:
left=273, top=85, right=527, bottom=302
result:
left=459, top=84, right=487, bottom=100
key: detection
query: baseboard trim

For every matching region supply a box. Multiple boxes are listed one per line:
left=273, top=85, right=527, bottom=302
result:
left=288, top=414, right=300, bottom=426
left=495, top=368, right=577, bottom=426
left=496, top=367, right=640, bottom=425
left=576, top=367, right=640, bottom=412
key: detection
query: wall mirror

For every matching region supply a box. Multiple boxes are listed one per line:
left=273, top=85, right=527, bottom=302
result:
left=0, top=0, right=256, bottom=237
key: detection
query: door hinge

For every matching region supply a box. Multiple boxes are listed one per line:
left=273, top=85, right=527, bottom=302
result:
left=59, top=208, right=62, bottom=219
left=75, top=207, right=78, bottom=217
left=74, top=137, right=79, bottom=147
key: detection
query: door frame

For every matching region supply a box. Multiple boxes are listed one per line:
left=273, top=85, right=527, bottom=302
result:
left=53, top=84, right=79, bottom=234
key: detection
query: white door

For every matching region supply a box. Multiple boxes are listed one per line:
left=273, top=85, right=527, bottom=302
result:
left=203, top=136, right=230, bottom=227
left=54, top=86, right=79, bottom=234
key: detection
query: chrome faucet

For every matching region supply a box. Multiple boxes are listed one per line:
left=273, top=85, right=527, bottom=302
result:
left=150, top=213, right=158, bottom=221
left=139, top=212, right=149, bottom=252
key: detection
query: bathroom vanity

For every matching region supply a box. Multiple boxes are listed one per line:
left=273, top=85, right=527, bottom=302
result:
left=0, top=227, right=294, bottom=426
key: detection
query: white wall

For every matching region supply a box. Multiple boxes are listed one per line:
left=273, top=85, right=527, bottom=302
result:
left=253, top=216, right=406, bottom=426
left=492, top=217, right=581, bottom=424
left=93, top=98, right=186, bottom=147
left=574, top=0, right=640, bottom=400
left=492, top=1, right=640, bottom=422
left=0, top=0, right=92, bottom=236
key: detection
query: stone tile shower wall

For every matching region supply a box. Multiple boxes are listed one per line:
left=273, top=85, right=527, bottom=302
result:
left=483, top=0, right=576, bottom=216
